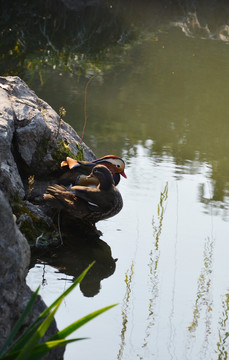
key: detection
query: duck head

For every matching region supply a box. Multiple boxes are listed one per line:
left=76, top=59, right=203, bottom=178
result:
left=93, top=155, right=127, bottom=180
left=86, top=165, right=114, bottom=191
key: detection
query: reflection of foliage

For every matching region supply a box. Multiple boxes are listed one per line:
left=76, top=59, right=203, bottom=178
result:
left=152, top=182, right=168, bottom=250
left=198, top=181, right=229, bottom=221
left=217, top=294, right=229, bottom=360
left=117, top=261, right=134, bottom=360
left=188, top=236, right=214, bottom=346
left=211, top=161, right=229, bottom=203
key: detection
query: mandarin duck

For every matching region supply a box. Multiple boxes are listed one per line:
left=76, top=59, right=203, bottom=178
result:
left=44, top=165, right=123, bottom=232
left=59, top=154, right=126, bottom=187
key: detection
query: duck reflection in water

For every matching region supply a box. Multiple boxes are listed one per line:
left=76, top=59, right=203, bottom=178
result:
left=31, top=236, right=117, bottom=297
left=44, top=165, right=123, bottom=236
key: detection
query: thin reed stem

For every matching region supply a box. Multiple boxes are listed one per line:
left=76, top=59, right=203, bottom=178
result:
left=81, top=75, right=96, bottom=143
left=57, top=210, right=63, bottom=246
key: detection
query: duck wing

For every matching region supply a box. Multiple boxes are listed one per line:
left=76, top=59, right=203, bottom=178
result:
left=44, top=184, right=96, bottom=219
left=44, top=185, right=78, bottom=209
left=71, top=185, right=114, bottom=210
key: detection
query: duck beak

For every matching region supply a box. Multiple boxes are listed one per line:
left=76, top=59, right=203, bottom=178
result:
left=120, top=171, right=127, bottom=179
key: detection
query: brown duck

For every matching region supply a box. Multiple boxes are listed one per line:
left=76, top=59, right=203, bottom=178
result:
left=44, top=165, right=123, bottom=230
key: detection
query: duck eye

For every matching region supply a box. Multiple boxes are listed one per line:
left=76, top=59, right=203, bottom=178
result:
left=116, top=164, right=121, bottom=168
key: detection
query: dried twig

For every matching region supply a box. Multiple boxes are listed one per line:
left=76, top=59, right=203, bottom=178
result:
left=56, top=106, right=66, bottom=138
left=27, top=175, right=35, bottom=198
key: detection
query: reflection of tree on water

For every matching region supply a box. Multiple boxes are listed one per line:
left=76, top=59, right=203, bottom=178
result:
left=198, top=180, right=229, bottom=221
left=30, top=235, right=116, bottom=297
left=126, top=143, right=229, bottom=221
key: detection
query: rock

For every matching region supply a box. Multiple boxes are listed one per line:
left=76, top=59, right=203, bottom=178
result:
left=0, top=76, right=95, bottom=179
left=0, top=190, right=64, bottom=359
left=0, top=88, right=25, bottom=199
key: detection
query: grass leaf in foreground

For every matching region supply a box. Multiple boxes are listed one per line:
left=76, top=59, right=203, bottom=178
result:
left=0, top=261, right=117, bottom=360
left=50, top=304, right=118, bottom=341
left=8, top=261, right=95, bottom=353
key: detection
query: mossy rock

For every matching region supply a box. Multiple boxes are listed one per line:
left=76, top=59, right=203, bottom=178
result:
left=11, top=197, right=60, bottom=246
left=51, top=139, right=85, bottom=165
left=34, top=137, right=85, bottom=167
left=31, top=137, right=85, bottom=177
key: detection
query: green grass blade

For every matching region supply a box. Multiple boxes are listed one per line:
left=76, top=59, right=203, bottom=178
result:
left=15, top=299, right=62, bottom=360
left=8, top=262, right=95, bottom=353
left=0, top=339, right=87, bottom=360
left=29, top=338, right=88, bottom=360
left=0, top=287, right=40, bottom=356
left=7, top=319, right=43, bottom=354
left=34, top=338, right=88, bottom=353
left=49, top=304, right=117, bottom=341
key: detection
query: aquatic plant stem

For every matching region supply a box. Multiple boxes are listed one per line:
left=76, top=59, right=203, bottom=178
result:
left=81, top=75, right=96, bottom=143
left=57, top=210, right=63, bottom=246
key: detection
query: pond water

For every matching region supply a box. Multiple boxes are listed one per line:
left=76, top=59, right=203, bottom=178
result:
left=26, top=21, right=229, bottom=360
